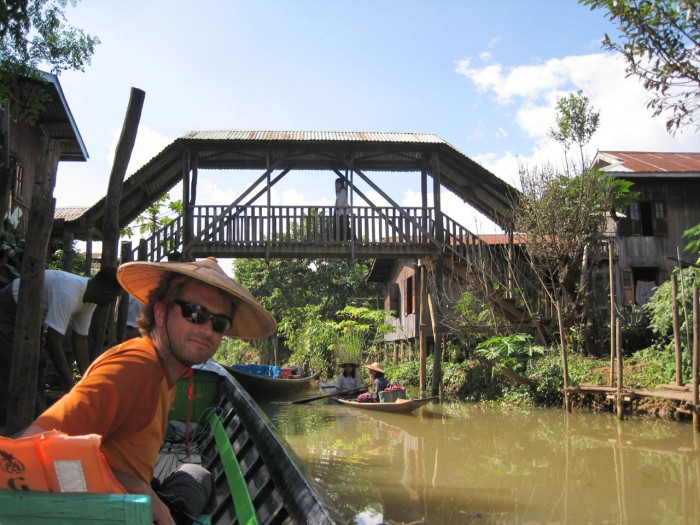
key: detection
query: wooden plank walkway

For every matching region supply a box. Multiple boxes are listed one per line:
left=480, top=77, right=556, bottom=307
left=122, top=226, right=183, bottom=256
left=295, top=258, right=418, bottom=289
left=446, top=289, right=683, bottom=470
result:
left=566, top=383, right=696, bottom=405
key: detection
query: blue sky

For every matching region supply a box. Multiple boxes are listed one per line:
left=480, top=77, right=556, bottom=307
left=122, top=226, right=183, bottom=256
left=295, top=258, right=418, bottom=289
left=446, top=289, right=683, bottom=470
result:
left=52, top=1, right=699, bottom=235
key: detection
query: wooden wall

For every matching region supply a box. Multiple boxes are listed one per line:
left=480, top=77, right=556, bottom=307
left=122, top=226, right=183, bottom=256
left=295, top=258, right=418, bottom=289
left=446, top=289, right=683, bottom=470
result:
left=8, top=120, right=41, bottom=232
left=618, top=177, right=700, bottom=270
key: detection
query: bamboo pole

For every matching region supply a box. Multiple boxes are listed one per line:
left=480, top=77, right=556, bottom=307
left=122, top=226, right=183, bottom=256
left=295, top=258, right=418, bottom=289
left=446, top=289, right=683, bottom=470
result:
left=672, top=272, right=683, bottom=386
left=693, top=286, right=699, bottom=432
left=609, top=242, right=616, bottom=386
left=679, top=247, right=692, bottom=355
left=616, top=320, right=624, bottom=420
left=557, top=290, right=571, bottom=412
left=419, top=263, right=427, bottom=392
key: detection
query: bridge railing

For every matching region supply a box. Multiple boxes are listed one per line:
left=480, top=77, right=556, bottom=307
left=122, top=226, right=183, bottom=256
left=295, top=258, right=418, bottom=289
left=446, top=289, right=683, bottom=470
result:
left=192, top=205, right=437, bottom=245
left=133, top=205, right=439, bottom=260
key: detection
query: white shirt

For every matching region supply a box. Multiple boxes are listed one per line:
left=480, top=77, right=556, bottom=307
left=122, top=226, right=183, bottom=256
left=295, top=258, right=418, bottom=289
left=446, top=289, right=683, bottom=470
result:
left=335, top=187, right=349, bottom=216
left=336, top=373, right=362, bottom=392
left=13, top=270, right=95, bottom=336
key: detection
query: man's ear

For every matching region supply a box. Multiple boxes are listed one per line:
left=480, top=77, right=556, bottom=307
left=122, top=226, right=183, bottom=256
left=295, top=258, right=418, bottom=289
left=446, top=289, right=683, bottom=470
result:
left=154, top=302, right=167, bottom=327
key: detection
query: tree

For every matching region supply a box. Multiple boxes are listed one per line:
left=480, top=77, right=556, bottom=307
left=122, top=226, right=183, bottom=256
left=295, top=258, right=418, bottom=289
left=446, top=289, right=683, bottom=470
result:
left=1, top=0, right=99, bottom=124
left=122, top=193, right=182, bottom=237
left=580, top=0, right=700, bottom=133
left=549, top=89, right=600, bottom=169
left=233, top=256, right=384, bottom=370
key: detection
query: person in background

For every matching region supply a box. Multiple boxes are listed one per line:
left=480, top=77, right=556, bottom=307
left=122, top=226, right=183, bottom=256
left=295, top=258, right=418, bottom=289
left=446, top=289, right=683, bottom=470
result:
left=335, top=361, right=362, bottom=392
left=365, top=362, right=391, bottom=401
left=125, top=294, right=142, bottom=340
left=21, top=257, right=277, bottom=525
left=0, top=267, right=122, bottom=423
left=334, top=177, right=351, bottom=241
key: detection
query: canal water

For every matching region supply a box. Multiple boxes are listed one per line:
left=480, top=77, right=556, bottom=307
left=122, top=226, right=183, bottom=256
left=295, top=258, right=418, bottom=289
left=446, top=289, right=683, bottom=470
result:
left=262, top=399, right=700, bottom=525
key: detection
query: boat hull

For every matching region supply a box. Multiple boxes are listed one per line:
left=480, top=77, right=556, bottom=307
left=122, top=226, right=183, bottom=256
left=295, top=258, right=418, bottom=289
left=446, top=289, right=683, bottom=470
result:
left=225, top=365, right=321, bottom=400
left=317, top=381, right=437, bottom=414
left=160, top=362, right=343, bottom=524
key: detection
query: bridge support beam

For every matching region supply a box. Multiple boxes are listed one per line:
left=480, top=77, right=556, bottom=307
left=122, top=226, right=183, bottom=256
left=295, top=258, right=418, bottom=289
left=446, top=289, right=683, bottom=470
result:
left=430, top=154, right=444, bottom=398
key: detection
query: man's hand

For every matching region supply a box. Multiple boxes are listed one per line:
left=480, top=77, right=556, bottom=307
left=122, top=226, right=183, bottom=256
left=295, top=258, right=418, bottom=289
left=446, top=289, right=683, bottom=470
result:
left=112, top=471, right=175, bottom=525
left=45, top=328, right=74, bottom=390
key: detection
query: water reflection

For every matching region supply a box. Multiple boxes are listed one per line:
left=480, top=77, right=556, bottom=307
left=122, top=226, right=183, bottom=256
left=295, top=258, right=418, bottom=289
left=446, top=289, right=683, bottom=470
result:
left=263, top=401, right=700, bottom=525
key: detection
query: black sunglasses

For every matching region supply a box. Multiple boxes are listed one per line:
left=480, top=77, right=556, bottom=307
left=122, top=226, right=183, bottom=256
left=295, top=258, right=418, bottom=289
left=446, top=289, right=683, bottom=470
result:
left=173, top=300, right=233, bottom=334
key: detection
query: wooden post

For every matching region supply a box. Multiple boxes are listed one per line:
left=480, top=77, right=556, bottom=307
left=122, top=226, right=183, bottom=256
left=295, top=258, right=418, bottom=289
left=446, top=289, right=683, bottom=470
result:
left=419, top=263, right=428, bottom=392
left=5, top=137, right=60, bottom=435
left=430, top=154, right=444, bottom=398
left=115, top=241, right=132, bottom=343
left=84, top=239, right=92, bottom=276
left=693, top=286, right=699, bottom=432
left=616, top=319, right=624, bottom=420
left=557, top=289, right=571, bottom=412
left=89, top=88, right=144, bottom=360
left=609, top=242, right=616, bottom=386
left=672, top=272, right=683, bottom=386
left=61, top=231, right=74, bottom=272
left=0, top=101, right=12, bottom=231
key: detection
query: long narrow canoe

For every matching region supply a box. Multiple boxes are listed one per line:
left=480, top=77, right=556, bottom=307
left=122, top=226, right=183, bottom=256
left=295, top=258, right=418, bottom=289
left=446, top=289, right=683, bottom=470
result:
left=160, top=361, right=343, bottom=524
left=225, top=364, right=321, bottom=400
left=318, top=381, right=438, bottom=415
left=0, top=362, right=344, bottom=525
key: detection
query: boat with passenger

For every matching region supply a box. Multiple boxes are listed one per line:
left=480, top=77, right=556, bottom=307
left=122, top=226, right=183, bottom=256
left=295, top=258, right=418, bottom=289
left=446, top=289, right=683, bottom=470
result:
left=317, top=381, right=438, bottom=414
left=0, top=361, right=344, bottom=525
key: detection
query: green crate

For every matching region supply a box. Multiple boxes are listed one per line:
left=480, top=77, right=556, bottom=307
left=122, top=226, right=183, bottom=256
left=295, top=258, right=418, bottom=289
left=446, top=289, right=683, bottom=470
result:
left=0, top=491, right=152, bottom=524
left=170, top=372, right=220, bottom=422
left=378, top=388, right=407, bottom=402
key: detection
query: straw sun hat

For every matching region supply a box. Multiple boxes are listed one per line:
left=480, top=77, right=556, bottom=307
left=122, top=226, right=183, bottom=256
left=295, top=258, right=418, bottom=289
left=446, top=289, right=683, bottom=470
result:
left=117, top=257, right=277, bottom=339
left=364, top=362, right=384, bottom=374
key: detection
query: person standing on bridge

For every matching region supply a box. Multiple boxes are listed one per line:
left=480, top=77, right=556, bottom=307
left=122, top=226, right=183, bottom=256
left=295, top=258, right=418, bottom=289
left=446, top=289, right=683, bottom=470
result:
left=334, top=177, right=351, bottom=241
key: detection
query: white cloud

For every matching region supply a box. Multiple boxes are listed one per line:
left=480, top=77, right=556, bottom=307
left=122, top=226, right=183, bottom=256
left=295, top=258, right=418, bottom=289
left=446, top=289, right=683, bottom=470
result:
left=106, top=124, right=172, bottom=176
left=460, top=52, right=700, bottom=180
left=479, top=51, right=492, bottom=62
left=495, top=127, right=508, bottom=139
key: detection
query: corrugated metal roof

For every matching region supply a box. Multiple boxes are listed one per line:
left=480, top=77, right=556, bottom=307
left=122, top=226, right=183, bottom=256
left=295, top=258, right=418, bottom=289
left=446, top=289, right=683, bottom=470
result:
left=180, top=130, right=444, bottom=143
left=55, top=207, right=90, bottom=221
left=595, top=151, right=700, bottom=174
left=38, top=72, right=88, bottom=161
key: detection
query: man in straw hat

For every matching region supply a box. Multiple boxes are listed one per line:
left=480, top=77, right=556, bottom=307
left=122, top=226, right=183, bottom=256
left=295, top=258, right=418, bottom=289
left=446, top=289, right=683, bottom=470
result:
left=21, top=257, right=276, bottom=525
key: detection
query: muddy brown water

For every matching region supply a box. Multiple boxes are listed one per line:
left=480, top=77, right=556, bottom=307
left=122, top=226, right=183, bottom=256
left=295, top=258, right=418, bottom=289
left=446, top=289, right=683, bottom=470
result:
left=262, top=399, right=700, bottom=525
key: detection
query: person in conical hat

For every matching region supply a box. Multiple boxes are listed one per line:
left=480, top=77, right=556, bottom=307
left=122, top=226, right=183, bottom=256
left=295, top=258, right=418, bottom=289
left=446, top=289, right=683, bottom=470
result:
left=364, top=362, right=391, bottom=401
left=22, top=257, right=276, bottom=524
left=336, top=361, right=362, bottom=392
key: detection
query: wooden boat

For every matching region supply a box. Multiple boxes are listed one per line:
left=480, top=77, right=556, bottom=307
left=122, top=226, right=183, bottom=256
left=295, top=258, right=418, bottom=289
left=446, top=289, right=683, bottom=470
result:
left=1, top=361, right=344, bottom=525
left=318, top=381, right=438, bottom=414
left=225, top=364, right=321, bottom=400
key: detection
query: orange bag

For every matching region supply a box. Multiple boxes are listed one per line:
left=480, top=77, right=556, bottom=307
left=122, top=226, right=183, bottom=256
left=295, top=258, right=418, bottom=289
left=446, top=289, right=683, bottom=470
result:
left=0, top=430, right=126, bottom=494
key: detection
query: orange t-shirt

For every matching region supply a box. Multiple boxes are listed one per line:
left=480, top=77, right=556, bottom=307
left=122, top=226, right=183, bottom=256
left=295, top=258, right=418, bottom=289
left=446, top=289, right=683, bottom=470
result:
left=35, top=336, right=176, bottom=483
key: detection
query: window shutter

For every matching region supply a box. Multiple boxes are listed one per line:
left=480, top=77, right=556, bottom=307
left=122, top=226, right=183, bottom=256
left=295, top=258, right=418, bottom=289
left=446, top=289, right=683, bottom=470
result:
left=653, top=202, right=667, bottom=237
left=403, top=280, right=408, bottom=316
left=621, top=269, right=634, bottom=305
left=412, top=276, right=416, bottom=314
